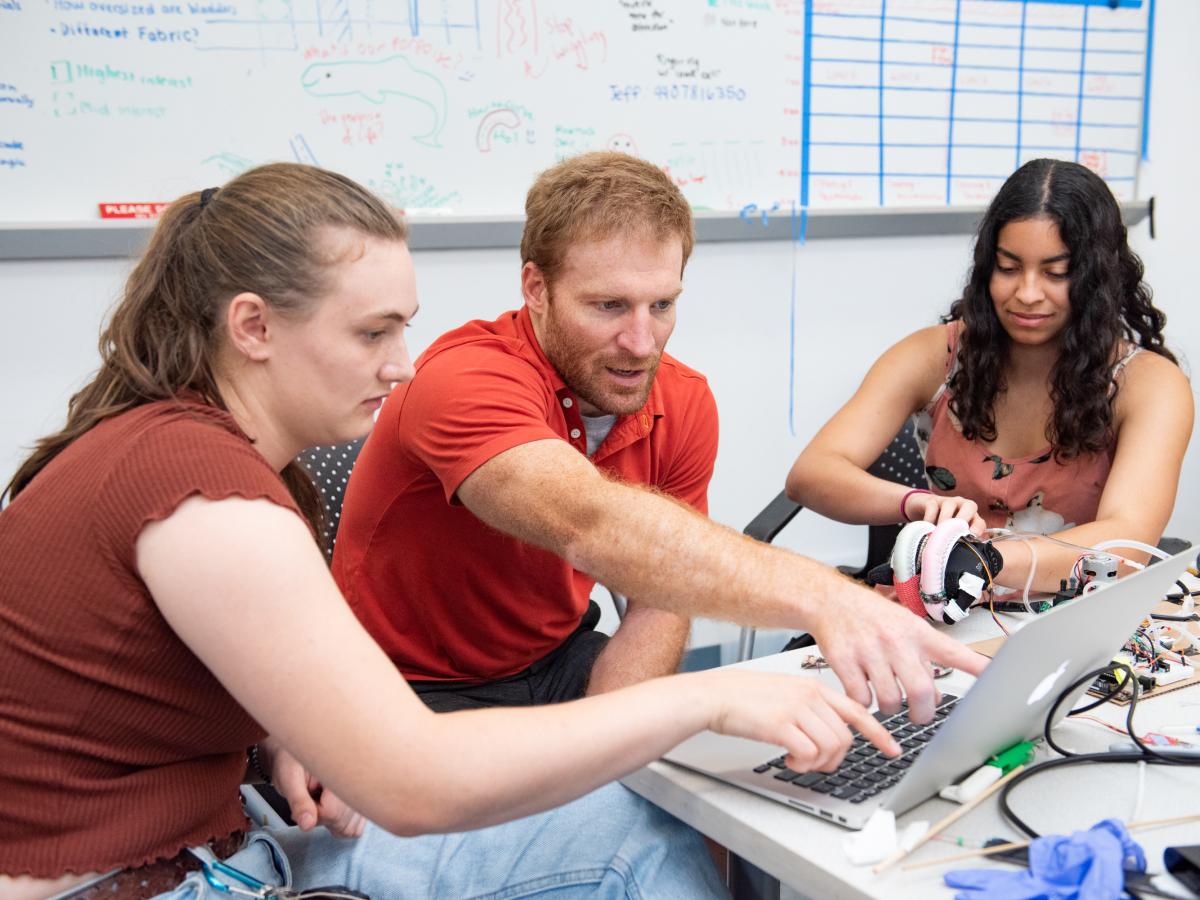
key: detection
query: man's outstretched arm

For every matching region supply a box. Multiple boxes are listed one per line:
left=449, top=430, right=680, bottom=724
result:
left=457, top=439, right=988, bottom=722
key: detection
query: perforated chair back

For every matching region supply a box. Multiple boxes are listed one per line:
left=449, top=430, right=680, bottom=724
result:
left=866, top=417, right=925, bottom=489
left=296, top=438, right=365, bottom=561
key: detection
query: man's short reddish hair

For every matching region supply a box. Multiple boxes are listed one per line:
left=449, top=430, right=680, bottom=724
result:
left=521, top=151, right=695, bottom=284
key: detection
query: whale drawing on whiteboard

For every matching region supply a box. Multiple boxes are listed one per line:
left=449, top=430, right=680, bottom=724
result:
left=476, top=108, right=521, bottom=152
left=301, top=55, right=448, bottom=148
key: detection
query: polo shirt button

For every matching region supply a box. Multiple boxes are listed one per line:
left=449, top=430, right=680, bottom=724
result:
left=570, top=428, right=582, bottom=440
left=562, top=397, right=573, bottom=408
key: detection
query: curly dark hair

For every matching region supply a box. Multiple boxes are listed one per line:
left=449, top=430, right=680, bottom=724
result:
left=944, top=158, right=1174, bottom=461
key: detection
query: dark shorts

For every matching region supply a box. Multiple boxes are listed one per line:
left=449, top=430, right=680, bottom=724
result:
left=409, top=602, right=609, bottom=712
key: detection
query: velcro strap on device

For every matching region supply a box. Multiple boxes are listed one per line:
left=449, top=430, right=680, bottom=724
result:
left=937, top=535, right=1005, bottom=623
left=943, top=571, right=984, bottom=622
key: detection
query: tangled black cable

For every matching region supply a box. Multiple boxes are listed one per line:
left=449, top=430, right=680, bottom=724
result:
left=997, top=662, right=1199, bottom=839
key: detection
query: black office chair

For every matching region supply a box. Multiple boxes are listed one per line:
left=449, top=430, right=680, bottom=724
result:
left=1154, top=537, right=1193, bottom=559
left=296, top=437, right=366, bottom=561
left=737, top=418, right=926, bottom=661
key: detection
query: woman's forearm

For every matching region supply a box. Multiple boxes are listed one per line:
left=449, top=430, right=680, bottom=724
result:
left=379, top=673, right=714, bottom=834
left=990, top=518, right=1158, bottom=593
left=355, top=665, right=894, bottom=837
left=787, top=450, right=914, bottom=526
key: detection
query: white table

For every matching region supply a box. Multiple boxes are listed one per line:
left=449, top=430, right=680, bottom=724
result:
left=623, top=608, right=1200, bottom=899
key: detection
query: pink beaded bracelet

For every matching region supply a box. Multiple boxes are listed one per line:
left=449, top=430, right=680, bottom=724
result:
left=899, top=488, right=933, bottom=522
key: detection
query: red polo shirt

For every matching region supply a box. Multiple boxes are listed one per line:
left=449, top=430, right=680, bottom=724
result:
left=332, top=306, right=719, bottom=682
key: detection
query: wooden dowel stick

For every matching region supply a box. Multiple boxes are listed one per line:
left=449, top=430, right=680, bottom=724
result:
left=873, top=764, right=1027, bottom=874
left=901, top=838, right=1028, bottom=872
left=900, top=812, right=1200, bottom=873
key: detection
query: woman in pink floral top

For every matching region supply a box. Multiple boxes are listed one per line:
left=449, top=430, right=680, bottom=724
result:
left=788, top=159, right=1192, bottom=593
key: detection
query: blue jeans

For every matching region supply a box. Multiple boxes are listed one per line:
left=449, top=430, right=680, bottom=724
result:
left=156, top=783, right=727, bottom=899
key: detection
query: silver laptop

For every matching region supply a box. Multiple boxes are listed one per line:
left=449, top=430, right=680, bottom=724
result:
left=664, top=548, right=1194, bottom=829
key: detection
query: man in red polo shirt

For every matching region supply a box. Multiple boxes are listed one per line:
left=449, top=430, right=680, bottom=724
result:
left=334, top=152, right=985, bottom=717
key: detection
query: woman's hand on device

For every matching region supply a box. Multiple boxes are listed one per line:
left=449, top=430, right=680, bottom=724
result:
left=905, top=492, right=986, bottom=535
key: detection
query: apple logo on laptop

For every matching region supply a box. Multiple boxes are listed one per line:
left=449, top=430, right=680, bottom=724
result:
left=1027, top=660, right=1070, bottom=705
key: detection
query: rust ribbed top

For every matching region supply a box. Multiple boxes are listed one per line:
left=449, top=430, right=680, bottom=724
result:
left=0, top=400, right=300, bottom=877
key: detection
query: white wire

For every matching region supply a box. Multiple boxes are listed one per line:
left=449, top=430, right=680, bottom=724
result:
left=986, top=530, right=1171, bottom=596
left=987, top=528, right=1088, bottom=553
left=1020, top=538, right=1037, bottom=612
left=1090, top=538, right=1171, bottom=564
left=1130, top=760, right=1147, bottom=823
left=985, top=530, right=1041, bottom=612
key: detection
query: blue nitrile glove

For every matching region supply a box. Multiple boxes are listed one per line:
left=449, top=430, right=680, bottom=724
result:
left=944, top=819, right=1146, bottom=900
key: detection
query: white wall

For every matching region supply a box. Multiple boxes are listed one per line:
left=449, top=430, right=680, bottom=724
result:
left=2, top=3, right=1197, bottom=654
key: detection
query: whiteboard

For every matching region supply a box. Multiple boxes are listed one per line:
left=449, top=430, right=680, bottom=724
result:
left=0, top=0, right=1152, bottom=224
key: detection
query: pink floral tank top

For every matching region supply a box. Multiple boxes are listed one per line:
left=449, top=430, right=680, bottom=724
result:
left=913, top=322, right=1138, bottom=534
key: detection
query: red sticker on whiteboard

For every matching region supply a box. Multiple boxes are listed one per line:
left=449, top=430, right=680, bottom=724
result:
left=98, top=202, right=170, bottom=219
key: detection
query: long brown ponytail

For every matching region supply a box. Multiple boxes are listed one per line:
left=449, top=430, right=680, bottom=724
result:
left=4, top=163, right=407, bottom=533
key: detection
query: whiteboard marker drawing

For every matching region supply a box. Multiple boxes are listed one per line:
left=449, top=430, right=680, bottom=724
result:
left=476, top=108, right=521, bottom=152
left=301, top=54, right=448, bottom=148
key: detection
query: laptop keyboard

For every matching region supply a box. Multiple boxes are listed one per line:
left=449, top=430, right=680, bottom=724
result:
left=751, top=693, right=959, bottom=804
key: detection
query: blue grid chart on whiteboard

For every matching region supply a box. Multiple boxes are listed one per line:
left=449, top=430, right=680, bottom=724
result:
left=799, top=0, right=1153, bottom=209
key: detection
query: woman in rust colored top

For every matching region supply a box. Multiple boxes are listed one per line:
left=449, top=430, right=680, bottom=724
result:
left=787, top=159, right=1192, bottom=595
left=0, top=164, right=901, bottom=899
